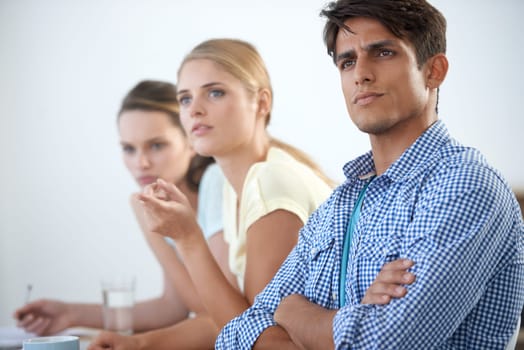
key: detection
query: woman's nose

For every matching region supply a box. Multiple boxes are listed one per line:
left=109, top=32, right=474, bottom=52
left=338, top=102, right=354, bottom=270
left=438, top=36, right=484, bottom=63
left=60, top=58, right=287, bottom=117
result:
left=137, top=151, right=151, bottom=169
left=188, top=96, right=205, bottom=118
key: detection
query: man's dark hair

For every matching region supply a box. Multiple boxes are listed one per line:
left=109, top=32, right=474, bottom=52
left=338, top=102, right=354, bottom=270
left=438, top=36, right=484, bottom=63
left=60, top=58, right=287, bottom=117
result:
left=321, top=0, right=446, bottom=68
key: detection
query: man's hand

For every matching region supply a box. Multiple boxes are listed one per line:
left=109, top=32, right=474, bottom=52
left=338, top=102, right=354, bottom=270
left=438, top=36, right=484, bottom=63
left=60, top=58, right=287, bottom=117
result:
left=362, top=259, right=415, bottom=304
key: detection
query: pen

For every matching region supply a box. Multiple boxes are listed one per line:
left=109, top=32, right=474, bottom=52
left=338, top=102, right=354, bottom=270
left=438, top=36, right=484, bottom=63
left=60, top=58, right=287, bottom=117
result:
left=25, top=284, right=32, bottom=304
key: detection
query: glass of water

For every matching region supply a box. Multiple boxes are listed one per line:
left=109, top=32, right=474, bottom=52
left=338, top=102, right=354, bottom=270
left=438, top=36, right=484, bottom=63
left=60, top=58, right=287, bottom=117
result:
left=101, top=276, right=135, bottom=335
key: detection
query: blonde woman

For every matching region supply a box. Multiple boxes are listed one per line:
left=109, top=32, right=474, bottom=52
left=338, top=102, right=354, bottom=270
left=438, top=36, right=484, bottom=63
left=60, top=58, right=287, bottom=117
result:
left=87, top=39, right=334, bottom=349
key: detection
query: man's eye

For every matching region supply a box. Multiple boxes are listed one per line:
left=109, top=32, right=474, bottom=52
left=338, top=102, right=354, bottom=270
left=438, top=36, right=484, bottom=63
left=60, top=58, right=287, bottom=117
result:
left=341, top=59, right=356, bottom=70
left=379, top=49, right=394, bottom=57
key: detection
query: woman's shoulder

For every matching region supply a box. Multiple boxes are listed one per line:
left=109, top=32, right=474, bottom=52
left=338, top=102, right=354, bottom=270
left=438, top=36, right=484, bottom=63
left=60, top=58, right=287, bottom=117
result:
left=247, top=148, right=331, bottom=199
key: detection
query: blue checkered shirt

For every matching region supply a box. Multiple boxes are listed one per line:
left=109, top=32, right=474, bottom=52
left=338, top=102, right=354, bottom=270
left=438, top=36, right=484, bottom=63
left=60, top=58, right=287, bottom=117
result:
left=216, top=121, right=524, bottom=349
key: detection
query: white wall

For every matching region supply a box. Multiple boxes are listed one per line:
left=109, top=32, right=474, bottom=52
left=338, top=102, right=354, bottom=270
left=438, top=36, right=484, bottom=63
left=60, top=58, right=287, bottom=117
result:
left=1, top=0, right=523, bottom=326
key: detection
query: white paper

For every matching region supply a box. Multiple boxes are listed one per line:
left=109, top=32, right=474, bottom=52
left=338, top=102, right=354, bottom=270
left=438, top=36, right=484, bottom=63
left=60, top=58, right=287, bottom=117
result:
left=0, top=326, right=35, bottom=347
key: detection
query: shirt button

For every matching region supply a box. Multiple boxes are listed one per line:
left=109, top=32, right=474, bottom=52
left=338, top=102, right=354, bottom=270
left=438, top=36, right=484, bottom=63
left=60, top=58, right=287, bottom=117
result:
left=332, top=292, right=337, bottom=301
left=310, top=247, right=317, bottom=256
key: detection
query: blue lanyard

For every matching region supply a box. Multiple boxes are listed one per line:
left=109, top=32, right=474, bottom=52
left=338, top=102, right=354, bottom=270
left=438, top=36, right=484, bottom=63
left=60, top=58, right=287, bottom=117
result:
left=339, top=177, right=374, bottom=307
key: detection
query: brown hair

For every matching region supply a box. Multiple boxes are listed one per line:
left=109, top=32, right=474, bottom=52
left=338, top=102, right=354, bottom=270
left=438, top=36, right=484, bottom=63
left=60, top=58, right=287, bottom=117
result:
left=321, top=0, right=446, bottom=68
left=118, top=80, right=214, bottom=191
left=178, top=39, right=335, bottom=187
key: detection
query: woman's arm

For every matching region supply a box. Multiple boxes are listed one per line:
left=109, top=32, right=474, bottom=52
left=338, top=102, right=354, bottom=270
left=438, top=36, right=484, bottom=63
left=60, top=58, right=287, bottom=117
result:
left=137, top=182, right=244, bottom=330
left=88, top=314, right=219, bottom=350
left=133, top=190, right=240, bottom=328
left=177, top=209, right=302, bottom=329
left=207, top=231, right=240, bottom=291
left=138, top=179, right=302, bottom=331
left=131, top=231, right=193, bottom=330
left=130, top=195, right=199, bottom=329
left=243, top=210, right=302, bottom=303
left=14, top=300, right=103, bottom=335
left=138, top=180, right=271, bottom=327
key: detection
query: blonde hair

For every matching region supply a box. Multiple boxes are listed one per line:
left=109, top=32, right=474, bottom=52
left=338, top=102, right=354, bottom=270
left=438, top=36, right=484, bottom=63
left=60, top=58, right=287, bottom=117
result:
left=178, top=38, right=335, bottom=187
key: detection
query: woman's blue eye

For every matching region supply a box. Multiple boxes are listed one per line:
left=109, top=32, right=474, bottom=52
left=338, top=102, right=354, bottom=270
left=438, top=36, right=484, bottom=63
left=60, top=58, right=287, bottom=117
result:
left=209, top=89, right=225, bottom=98
left=178, top=96, right=191, bottom=106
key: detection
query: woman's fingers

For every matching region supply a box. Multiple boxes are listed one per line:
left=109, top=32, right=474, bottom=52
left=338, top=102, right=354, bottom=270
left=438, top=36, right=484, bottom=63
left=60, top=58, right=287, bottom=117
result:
left=156, top=178, right=186, bottom=203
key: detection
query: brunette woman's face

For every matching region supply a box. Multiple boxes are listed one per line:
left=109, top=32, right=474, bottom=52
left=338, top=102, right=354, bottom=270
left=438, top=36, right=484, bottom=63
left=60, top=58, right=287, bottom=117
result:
left=176, top=59, right=260, bottom=158
left=118, top=110, right=194, bottom=188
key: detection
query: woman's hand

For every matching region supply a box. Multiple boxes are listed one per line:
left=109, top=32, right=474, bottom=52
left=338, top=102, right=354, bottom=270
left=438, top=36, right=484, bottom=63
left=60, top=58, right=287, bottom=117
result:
left=137, top=179, right=203, bottom=245
left=14, top=299, right=73, bottom=335
left=362, top=259, right=416, bottom=305
left=87, top=331, right=142, bottom=350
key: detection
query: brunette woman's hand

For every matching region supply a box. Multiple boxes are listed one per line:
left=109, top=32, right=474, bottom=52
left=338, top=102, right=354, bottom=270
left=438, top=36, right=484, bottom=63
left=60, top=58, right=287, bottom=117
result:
left=14, top=299, right=73, bottom=335
left=361, top=259, right=416, bottom=305
left=87, top=331, right=142, bottom=350
left=138, top=179, right=203, bottom=244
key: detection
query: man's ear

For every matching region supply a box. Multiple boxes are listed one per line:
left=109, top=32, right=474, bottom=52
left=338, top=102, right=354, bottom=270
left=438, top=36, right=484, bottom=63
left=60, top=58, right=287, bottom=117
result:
left=426, top=53, right=449, bottom=89
left=257, top=88, right=271, bottom=118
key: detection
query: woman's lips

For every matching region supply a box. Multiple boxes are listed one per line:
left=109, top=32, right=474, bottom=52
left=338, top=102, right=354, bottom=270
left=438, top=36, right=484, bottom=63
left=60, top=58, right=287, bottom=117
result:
left=191, top=123, right=212, bottom=136
left=137, top=176, right=157, bottom=186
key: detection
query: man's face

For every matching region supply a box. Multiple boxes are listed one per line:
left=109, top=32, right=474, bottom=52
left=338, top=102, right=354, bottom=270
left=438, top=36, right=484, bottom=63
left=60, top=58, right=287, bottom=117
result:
left=335, top=17, right=433, bottom=137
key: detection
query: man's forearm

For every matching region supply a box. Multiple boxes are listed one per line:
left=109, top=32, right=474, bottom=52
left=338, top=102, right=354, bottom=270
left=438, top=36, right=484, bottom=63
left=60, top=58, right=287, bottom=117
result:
left=274, top=294, right=336, bottom=349
left=253, top=325, right=301, bottom=350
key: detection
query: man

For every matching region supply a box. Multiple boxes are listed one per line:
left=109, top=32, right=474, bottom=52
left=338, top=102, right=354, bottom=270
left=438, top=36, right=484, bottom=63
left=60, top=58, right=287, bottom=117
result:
left=216, top=0, right=524, bottom=348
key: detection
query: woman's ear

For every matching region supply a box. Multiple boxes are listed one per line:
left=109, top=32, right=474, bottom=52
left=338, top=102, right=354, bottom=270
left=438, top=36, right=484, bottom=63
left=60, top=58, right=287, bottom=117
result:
left=426, top=53, right=449, bottom=89
left=256, top=88, right=271, bottom=118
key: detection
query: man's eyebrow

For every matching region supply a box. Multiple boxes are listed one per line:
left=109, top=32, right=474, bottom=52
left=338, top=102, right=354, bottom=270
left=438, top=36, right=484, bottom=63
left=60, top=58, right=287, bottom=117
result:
left=365, top=39, right=397, bottom=52
left=177, top=82, right=222, bottom=96
left=335, top=49, right=356, bottom=64
left=335, top=39, right=397, bottom=64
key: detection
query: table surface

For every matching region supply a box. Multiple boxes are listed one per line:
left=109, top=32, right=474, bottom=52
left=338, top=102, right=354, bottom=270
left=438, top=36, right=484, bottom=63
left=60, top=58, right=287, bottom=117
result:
left=0, top=327, right=98, bottom=350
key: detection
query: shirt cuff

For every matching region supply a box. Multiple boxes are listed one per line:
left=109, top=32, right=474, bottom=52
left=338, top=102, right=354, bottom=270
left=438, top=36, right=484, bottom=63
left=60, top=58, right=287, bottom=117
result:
left=216, top=309, right=276, bottom=349
left=332, top=303, right=374, bottom=348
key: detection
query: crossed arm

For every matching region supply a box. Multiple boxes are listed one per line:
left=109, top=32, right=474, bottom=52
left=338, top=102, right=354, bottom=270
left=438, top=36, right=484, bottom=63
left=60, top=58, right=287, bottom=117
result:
left=252, top=259, right=415, bottom=349
left=218, top=166, right=523, bottom=349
